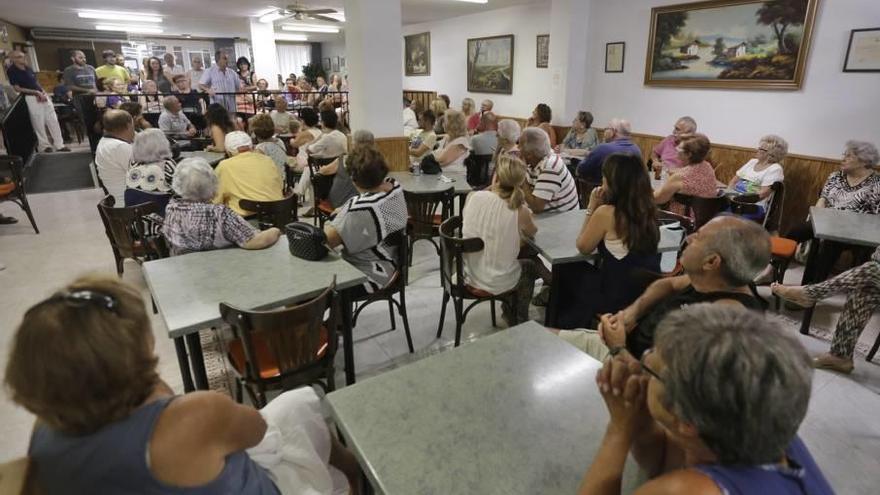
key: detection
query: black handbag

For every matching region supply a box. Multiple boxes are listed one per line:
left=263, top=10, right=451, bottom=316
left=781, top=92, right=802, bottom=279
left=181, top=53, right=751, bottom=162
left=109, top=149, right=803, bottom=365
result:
left=285, top=222, right=329, bottom=261
left=419, top=154, right=442, bottom=175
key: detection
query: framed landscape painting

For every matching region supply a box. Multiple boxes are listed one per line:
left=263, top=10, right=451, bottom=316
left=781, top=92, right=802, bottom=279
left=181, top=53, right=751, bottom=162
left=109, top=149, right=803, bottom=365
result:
left=467, top=34, right=514, bottom=94
left=404, top=32, right=431, bottom=76
left=644, top=0, right=820, bottom=89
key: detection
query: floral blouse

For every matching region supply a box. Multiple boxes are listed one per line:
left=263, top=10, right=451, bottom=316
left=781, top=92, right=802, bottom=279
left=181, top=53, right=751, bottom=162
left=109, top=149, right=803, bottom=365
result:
left=562, top=128, right=599, bottom=151
left=820, top=171, right=880, bottom=214
left=126, top=159, right=177, bottom=194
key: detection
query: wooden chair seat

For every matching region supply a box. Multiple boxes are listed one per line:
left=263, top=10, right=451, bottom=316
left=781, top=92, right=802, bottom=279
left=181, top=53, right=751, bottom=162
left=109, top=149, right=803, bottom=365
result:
left=317, top=199, right=334, bottom=215
left=465, top=284, right=493, bottom=298
left=228, top=326, right=329, bottom=379
left=0, top=156, right=39, bottom=234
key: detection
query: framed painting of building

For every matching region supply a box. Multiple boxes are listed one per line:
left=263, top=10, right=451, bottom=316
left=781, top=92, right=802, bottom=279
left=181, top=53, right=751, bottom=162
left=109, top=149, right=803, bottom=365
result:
left=644, top=0, right=819, bottom=89
left=536, top=34, right=549, bottom=68
left=467, top=34, right=514, bottom=94
left=404, top=32, right=431, bottom=76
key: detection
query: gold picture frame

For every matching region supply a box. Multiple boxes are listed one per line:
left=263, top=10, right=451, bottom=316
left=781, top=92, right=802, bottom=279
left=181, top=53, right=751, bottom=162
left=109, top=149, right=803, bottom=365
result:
left=644, top=0, right=820, bottom=90
left=404, top=32, right=431, bottom=76
left=467, top=34, right=514, bottom=94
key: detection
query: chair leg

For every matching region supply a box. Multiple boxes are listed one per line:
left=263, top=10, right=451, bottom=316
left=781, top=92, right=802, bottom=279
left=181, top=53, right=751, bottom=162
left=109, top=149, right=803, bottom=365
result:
left=454, top=298, right=464, bottom=347
left=437, top=291, right=449, bottom=338
left=388, top=299, right=396, bottom=330
left=490, top=300, right=497, bottom=328
left=19, top=197, right=39, bottom=234
left=868, top=335, right=880, bottom=362
left=326, top=368, right=336, bottom=392
left=234, top=378, right=243, bottom=403
left=397, top=290, right=414, bottom=353
left=115, top=256, right=124, bottom=277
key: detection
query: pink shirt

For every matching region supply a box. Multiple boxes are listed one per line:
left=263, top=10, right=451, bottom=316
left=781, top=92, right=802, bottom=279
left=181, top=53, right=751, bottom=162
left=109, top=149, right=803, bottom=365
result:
left=467, top=112, right=480, bottom=132
left=653, top=135, right=683, bottom=170
left=668, top=161, right=718, bottom=218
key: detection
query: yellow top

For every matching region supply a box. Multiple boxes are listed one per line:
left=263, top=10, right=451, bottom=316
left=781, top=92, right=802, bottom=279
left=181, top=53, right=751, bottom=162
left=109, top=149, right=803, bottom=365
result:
left=213, top=152, right=284, bottom=216
left=95, top=65, right=130, bottom=86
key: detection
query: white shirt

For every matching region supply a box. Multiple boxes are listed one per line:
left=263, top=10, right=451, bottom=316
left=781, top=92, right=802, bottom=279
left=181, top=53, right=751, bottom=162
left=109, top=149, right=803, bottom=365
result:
left=306, top=129, right=348, bottom=158
left=434, top=135, right=471, bottom=174
left=403, top=107, right=418, bottom=136
left=158, top=110, right=193, bottom=136
left=95, top=136, right=132, bottom=205
left=733, top=158, right=784, bottom=209
left=462, top=191, right=522, bottom=294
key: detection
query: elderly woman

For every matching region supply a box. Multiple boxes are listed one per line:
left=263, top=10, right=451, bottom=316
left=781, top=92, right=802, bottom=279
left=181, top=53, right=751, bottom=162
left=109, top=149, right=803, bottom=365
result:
left=579, top=304, right=832, bottom=494
left=163, top=158, right=280, bottom=255
left=654, top=133, right=718, bottom=218
left=651, top=116, right=697, bottom=172
left=124, top=129, right=177, bottom=215
left=430, top=98, right=448, bottom=135
left=432, top=109, right=471, bottom=173
left=461, top=97, right=476, bottom=121
left=139, top=79, right=162, bottom=114
left=495, top=119, right=522, bottom=159
left=727, top=134, right=788, bottom=218
left=6, top=275, right=361, bottom=494
left=321, top=129, right=376, bottom=208
left=527, top=103, right=557, bottom=147
left=560, top=111, right=599, bottom=158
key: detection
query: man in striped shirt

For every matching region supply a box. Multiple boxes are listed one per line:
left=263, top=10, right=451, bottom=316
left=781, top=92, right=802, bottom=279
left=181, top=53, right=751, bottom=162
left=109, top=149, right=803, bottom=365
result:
left=520, top=127, right=579, bottom=213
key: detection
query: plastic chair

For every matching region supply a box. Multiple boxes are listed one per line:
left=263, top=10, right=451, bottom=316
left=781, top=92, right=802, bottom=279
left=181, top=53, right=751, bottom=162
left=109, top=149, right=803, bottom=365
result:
left=239, top=192, right=298, bottom=230
left=0, top=155, right=39, bottom=234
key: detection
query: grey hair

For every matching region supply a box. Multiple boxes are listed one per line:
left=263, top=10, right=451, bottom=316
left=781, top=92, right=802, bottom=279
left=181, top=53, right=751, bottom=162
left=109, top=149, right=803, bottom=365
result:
left=759, top=134, right=789, bottom=164
left=519, top=127, right=552, bottom=158
left=497, top=119, right=522, bottom=144
left=352, top=129, right=375, bottom=147
left=162, top=95, right=179, bottom=111
left=131, top=129, right=172, bottom=164
left=607, top=118, right=632, bottom=137
left=288, top=119, right=302, bottom=133
left=482, top=99, right=494, bottom=109
left=655, top=304, right=812, bottom=464
left=172, top=158, right=218, bottom=202
left=677, top=116, right=697, bottom=133
left=702, top=216, right=771, bottom=286
left=845, top=140, right=880, bottom=169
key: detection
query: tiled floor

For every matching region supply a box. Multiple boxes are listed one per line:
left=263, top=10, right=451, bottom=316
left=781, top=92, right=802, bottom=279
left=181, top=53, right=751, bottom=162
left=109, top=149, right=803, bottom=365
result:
left=1, top=186, right=879, bottom=493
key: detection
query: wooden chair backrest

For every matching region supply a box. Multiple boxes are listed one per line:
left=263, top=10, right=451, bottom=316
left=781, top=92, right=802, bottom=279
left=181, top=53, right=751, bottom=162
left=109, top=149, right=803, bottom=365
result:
left=404, top=187, right=454, bottom=239
left=438, top=216, right=485, bottom=295
left=96, top=196, right=161, bottom=258
left=239, top=192, right=298, bottom=230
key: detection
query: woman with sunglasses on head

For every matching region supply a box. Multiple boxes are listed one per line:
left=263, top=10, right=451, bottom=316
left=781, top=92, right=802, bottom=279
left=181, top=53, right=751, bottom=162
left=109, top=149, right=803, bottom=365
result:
left=578, top=304, right=833, bottom=495
left=6, top=275, right=362, bottom=494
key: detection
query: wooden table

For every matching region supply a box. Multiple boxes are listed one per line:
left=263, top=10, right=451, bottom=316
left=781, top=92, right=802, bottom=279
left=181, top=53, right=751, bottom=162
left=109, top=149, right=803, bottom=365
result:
left=325, top=321, right=643, bottom=494
left=143, top=242, right=367, bottom=391
left=799, top=207, right=880, bottom=334
left=527, top=209, right=682, bottom=327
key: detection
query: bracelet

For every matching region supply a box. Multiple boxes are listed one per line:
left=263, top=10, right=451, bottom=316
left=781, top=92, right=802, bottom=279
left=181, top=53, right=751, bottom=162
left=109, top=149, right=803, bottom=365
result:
left=608, top=345, right=625, bottom=356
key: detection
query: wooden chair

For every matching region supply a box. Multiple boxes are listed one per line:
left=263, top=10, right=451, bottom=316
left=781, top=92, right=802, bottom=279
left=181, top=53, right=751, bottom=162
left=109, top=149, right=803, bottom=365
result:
left=352, top=230, right=414, bottom=353
left=404, top=187, right=454, bottom=265
left=308, top=156, right=338, bottom=228
left=96, top=196, right=163, bottom=276
left=239, top=192, right=298, bottom=230
left=0, top=457, right=41, bottom=495
left=437, top=216, right=518, bottom=347
left=0, top=155, right=39, bottom=234
left=220, top=281, right=339, bottom=407
left=671, top=193, right=729, bottom=230
left=575, top=177, right=601, bottom=210
left=465, top=153, right=493, bottom=188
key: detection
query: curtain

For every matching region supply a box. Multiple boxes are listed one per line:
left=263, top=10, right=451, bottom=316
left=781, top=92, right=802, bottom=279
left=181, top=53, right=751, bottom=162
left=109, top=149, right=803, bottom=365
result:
left=276, top=44, right=312, bottom=79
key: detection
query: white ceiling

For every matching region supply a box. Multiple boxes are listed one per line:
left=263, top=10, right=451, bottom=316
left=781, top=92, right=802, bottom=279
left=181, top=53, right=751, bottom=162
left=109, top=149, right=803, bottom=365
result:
left=2, top=0, right=540, bottom=42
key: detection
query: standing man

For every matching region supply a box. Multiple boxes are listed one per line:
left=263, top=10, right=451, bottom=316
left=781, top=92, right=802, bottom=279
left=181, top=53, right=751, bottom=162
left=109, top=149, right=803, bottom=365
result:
left=63, top=50, right=99, bottom=151
left=95, top=50, right=129, bottom=86
left=187, top=56, right=205, bottom=90
left=198, top=50, right=241, bottom=115
left=6, top=50, right=70, bottom=153
left=163, top=52, right=184, bottom=77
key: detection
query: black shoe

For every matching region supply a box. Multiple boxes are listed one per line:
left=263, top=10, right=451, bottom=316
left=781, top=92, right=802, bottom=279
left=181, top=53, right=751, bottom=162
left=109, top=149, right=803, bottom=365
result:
left=0, top=215, right=19, bottom=225
left=43, top=147, right=53, bottom=153
left=58, top=147, right=72, bottom=152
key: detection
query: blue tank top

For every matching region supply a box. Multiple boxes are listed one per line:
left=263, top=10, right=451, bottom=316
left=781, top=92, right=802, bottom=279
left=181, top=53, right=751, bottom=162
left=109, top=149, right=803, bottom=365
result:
left=28, top=397, right=280, bottom=495
left=693, top=436, right=835, bottom=495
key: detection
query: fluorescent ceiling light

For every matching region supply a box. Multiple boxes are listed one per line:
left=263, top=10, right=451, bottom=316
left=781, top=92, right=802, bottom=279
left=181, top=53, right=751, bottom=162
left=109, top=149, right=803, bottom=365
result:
left=96, top=24, right=164, bottom=34
left=275, top=33, right=308, bottom=41
left=281, top=23, right=339, bottom=33
left=79, top=11, right=162, bottom=23
left=455, top=0, right=489, bottom=3
left=322, top=12, right=345, bottom=22
left=259, top=11, right=286, bottom=23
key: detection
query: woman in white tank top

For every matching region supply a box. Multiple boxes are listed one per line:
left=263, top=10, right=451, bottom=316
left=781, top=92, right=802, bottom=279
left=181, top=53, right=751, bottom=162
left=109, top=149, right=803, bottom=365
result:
left=434, top=109, right=471, bottom=174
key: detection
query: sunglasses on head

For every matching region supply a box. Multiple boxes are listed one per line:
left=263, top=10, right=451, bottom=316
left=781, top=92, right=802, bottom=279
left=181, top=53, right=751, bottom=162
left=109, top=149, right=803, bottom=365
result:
left=30, top=290, right=119, bottom=315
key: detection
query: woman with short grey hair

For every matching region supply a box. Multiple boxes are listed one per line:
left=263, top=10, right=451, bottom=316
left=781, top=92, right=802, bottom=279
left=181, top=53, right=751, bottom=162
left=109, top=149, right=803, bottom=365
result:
left=163, top=158, right=280, bottom=256
left=496, top=119, right=522, bottom=158
left=124, top=128, right=177, bottom=215
left=321, top=129, right=376, bottom=208
left=727, top=134, right=788, bottom=218
left=579, top=304, right=834, bottom=494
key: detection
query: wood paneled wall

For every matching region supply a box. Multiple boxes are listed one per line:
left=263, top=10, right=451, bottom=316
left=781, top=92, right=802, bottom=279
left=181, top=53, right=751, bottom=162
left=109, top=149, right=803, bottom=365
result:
left=404, top=90, right=437, bottom=114
left=375, top=136, right=411, bottom=172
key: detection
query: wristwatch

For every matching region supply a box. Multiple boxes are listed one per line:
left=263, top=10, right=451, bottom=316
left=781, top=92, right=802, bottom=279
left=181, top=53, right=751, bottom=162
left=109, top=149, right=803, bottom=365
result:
left=608, top=345, right=626, bottom=357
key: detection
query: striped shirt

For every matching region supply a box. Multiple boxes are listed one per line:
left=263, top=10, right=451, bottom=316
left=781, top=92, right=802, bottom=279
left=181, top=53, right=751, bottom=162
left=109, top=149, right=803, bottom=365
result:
left=529, top=153, right=578, bottom=213
left=199, top=64, right=242, bottom=114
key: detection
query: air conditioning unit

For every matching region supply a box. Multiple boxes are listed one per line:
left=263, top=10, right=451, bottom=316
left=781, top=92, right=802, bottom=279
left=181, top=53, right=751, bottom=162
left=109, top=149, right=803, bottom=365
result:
left=30, top=27, right=129, bottom=42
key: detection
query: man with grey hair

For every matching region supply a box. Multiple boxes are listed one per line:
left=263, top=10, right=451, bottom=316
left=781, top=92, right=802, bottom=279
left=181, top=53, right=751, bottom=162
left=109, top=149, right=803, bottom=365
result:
left=580, top=304, right=833, bottom=494
left=576, top=117, right=641, bottom=182
left=467, top=99, right=494, bottom=132
left=557, top=215, right=769, bottom=360
left=214, top=131, right=283, bottom=216
left=94, top=109, right=134, bottom=205
left=5, top=50, right=69, bottom=152
left=158, top=95, right=197, bottom=139
left=519, top=127, right=578, bottom=214
left=652, top=115, right=698, bottom=172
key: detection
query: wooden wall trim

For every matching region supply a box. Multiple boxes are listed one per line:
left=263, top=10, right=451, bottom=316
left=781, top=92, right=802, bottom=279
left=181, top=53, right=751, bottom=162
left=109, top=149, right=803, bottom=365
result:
left=374, top=136, right=411, bottom=172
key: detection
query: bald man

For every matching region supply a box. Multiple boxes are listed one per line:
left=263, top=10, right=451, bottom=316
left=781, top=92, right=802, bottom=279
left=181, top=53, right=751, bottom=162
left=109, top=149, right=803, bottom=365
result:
left=95, top=110, right=135, bottom=205
left=6, top=50, right=69, bottom=152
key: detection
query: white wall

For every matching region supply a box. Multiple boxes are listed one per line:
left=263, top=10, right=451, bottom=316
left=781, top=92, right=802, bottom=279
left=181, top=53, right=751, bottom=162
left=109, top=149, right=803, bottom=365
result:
left=586, top=0, right=880, bottom=158
left=321, top=37, right=347, bottom=76
left=402, top=2, right=552, bottom=118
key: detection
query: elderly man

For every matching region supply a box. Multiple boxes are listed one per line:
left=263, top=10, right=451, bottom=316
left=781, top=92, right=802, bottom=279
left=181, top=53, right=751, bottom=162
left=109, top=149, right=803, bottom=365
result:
left=467, top=99, right=494, bottom=132
left=652, top=116, right=697, bottom=172
left=557, top=215, right=769, bottom=361
left=576, top=118, right=642, bottom=183
left=199, top=50, right=241, bottom=115
left=213, top=131, right=283, bottom=216
left=95, top=110, right=135, bottom=205
left=158, top=96, right=197, bottom=139
left=580, top=304, right=833, bottom=495
left=5, top=50, right=69, bottom=153
left=95, top=50, right=129, bottom=85
left=470, top=111, right=498, bottom=156
left=270, top=96, right=292, bottom=134
left=520, top=127, right=578, bottom=214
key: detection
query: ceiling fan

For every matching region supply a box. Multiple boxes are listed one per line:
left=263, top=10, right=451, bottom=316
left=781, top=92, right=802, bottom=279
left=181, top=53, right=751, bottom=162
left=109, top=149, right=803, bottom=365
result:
left=265, top=3, right=342, bottom=24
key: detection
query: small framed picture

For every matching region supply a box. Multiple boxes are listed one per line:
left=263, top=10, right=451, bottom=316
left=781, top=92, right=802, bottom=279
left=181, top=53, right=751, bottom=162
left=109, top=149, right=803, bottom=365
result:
left=323, top=57, right=331, bottom=71
left=536, top=34, right=549, bottom=68
left=605, top=41, right=625, bottom=73
left=332, top=56, right=340, bottom=72
left=844, top=27, right=880, bottom=72
left=340, top=56, right=346, bottom=69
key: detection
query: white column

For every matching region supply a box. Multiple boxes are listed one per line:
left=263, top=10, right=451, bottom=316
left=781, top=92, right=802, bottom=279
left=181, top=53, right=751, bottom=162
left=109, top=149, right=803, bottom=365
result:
left=549, top=0, right=592, bottom=124
left=344, top=0, right=404, bottom=137
left=249, top=19, right=281, bottom=89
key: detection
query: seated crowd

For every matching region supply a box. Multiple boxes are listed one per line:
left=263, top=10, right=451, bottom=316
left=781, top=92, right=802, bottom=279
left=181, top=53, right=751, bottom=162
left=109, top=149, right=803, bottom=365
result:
left=7, top=87, right=879, bottom=494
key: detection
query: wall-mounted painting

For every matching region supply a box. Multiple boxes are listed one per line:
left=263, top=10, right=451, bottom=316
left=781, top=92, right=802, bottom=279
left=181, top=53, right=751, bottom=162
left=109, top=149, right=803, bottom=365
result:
left=404, top=32, right=431, bottom=76
left=644, top=0, right=819, bottom=89
left=536, top=34, right=549, bottom=68
left=332, top=56, right=340, bottom=72
left=467, top=34, right=514, bottom=94
left=322, top=57, right=331, bottom=71
left=843, top=28, right=880, bottom=72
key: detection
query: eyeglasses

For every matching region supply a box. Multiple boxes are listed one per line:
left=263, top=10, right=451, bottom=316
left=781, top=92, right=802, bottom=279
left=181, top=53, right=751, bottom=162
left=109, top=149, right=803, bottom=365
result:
left=640, top=348, right=664, bottom=383
left=757, top=148, right=769, bottom=152
left=30, top=290, right=119, bottom=315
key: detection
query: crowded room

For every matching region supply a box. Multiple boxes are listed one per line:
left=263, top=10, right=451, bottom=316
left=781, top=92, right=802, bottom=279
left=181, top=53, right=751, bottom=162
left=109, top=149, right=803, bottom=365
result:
left=2, top=0, right=880, bottom=493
